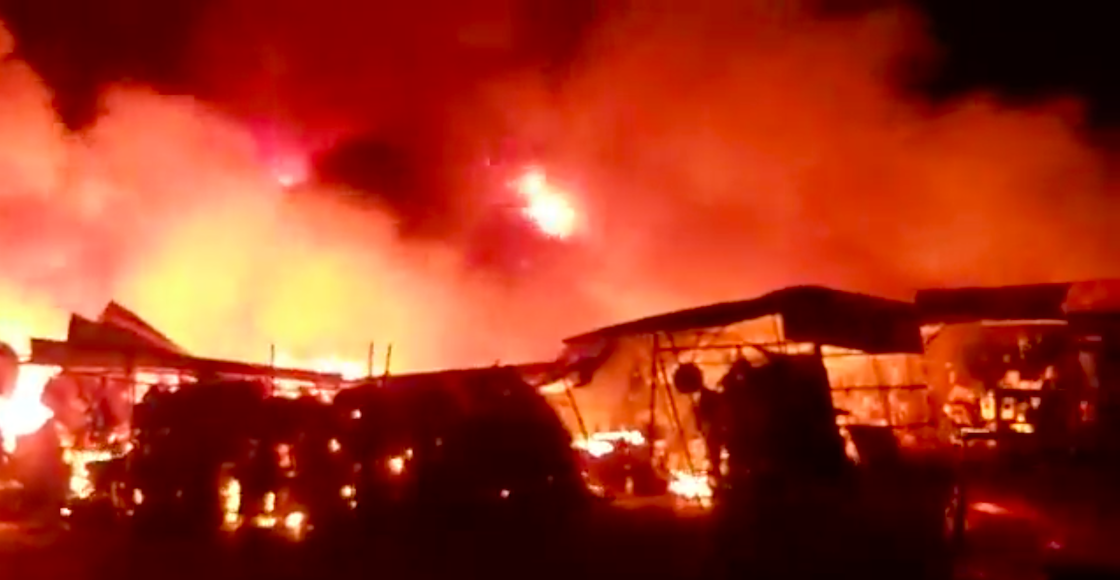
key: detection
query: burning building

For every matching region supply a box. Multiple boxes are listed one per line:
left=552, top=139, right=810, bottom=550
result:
left=539, top=285, right=933, bottom=502
left=0, top=300, right=352, bottom=522
left=1, top=297, right=589, bottom=535
left=916, top=279, right=1120, bottom=454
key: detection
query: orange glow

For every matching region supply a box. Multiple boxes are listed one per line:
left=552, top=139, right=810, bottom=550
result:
left=2, top=0, right=1120, bottom=477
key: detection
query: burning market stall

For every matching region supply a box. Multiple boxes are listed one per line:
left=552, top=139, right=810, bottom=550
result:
left=541, top=285, right=932, bottom=503
left=0, top=301, right=349, bottom=525
left=916, top=279, right=1120, bottom=455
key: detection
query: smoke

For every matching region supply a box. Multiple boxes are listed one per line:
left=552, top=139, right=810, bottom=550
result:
left=0, top=20, right=585, bottom=370
left=2, top=2, right=1120, bottom=372
left=488, top=2, right=1119, bottom=307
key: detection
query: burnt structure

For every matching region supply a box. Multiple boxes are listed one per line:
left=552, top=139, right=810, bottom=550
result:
left=542, top=284, right=934, bottom=498
left=916, top=280, right=1120, bottom=455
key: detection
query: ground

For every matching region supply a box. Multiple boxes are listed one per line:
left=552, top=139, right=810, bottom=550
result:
left=0, top=494, right=1082, bottom=580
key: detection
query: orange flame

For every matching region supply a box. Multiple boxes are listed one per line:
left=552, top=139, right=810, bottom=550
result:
left=0, top=322, right=60, bottom=452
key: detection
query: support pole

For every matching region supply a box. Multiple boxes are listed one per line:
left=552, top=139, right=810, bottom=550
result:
left=655, top=333, right=695, bottom=474
left=269, top=344, right=276, bottom=396
left=367, top=342, right=375, bottom=378
left=648, top=336, right=659, bottom=443
left=564, top=381, right=590, bottom=441
left=382, top=344, right=393, bottom=383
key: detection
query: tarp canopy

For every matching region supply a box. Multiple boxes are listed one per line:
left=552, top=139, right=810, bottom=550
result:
left=916, top=280, right=1120, bottom=324
left=564, top=285, right=923, bottom=354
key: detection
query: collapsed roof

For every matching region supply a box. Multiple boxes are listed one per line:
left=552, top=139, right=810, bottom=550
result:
left=564, top=285, right=923, bottom=355
left=28, top=302, right=342, bottom=383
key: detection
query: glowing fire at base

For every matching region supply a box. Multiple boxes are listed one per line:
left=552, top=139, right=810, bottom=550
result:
left=573, top=430, right=714, bottom=504
left=64, top=448, right=116, bottom=500
left=572, top=430, right=646, bottom=458
left=668, top=471, right=713, bottom=502
left=220, top=477, right=242, bottom=530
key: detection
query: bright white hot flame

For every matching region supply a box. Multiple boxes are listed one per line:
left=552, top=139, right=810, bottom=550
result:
left=668, top=471, right=713, bottom=501
left=509, top=168, right=579, bottom=239
left=0, top=364, right=59, bottom=453
left=572, top=430, right=647, bottom=458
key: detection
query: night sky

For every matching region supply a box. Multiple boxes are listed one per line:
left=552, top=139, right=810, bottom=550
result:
left=2, top=0, right=1119, bottom=201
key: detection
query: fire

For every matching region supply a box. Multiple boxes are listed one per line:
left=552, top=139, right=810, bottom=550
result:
left=273, top=352, right=368, bottom=381
left=63, top=448, right=114, bottom=499
left=220, top=476, right=242, bottom=530
left=668, top=471, right=713, bottom=502
left=0, top=355, right=59, bottom=453
left=572, top=429, right=646, bottom=458
left=509, top=168, right=579, bottom=239
left=574, top=430, right=714, bottom=504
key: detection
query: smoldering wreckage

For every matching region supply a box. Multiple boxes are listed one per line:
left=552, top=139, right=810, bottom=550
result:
left=2, top=279, right=1120, bottom=574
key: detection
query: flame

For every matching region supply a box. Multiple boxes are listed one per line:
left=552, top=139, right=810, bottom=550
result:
left=667, top=471, right=713, bottom=502
left=63, top=448, right=114, bottom=499
left=572, top=429, right=647, bottom=458
left=283, top=511, right=305, bottom=533
left=387, top=455, right=406, bottom=475
left=273, top=352, right=369, bottom=380
left=509, top=168, right=579, bottom=239
left=220, top=476, right=242, bottom=530
left=0, top=361, right=59, bottom=453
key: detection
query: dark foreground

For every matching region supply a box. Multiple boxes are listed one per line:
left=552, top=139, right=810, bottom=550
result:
left=2, top=505, right=714, bottom=580
left=3, top=506, right=1035, bottom=580
left=11, top=485, right=1108, bottom=580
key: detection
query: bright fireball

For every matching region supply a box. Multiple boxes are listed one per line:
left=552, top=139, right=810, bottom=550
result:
left=509, top=168, right=578, bottom=239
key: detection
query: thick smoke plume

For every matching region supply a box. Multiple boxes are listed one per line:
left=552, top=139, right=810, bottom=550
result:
left=2, top=2, right=1120, bottom=372
left=0, top=20, right=580, bottom=371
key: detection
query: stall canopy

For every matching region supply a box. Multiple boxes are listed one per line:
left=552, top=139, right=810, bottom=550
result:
left=916, top=280, right=1120, bottom=325
left=565, top=285, right=923, bottom=355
